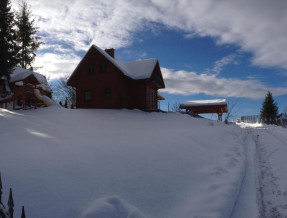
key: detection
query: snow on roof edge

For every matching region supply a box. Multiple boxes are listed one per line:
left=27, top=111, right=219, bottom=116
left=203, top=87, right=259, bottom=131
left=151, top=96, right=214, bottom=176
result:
left=180, top=99, right=227, bottom=107
left=68, top=44, right=158, bottom=83
left=10, top=67, right=52, bottom=92
left=93, top=45, right=158, bottom=80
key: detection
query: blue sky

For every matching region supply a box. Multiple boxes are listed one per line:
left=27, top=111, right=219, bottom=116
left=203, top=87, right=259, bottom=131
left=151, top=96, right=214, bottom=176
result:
left=11, top=0, right=287, bottom=119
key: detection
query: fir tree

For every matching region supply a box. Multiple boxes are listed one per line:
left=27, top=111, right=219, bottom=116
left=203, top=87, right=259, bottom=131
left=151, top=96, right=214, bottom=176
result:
left=15, top=1, right=42, bottom=70
left=0, top=0, right=18, bottom=79
left=260, top=91, right=278, bottom=124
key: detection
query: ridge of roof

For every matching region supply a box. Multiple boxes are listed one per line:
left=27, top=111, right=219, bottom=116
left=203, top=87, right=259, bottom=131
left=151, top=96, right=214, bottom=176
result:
left=68, top=44, right=159, bottom=84
left=92, top=44, right=158, bottom=80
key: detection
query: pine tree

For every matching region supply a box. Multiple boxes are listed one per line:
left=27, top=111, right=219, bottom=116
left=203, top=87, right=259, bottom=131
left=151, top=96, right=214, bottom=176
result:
left=260, top=91, right=278, bottom=124
left=0, top=0, right=18, bottom=79
left=15, top=1, right=42, bottom=71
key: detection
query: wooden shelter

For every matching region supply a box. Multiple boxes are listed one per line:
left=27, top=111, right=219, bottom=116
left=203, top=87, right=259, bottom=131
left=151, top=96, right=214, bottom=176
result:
left=180, top=99, right=228, bottom=121
left=0, top=67, right=53, bottom=110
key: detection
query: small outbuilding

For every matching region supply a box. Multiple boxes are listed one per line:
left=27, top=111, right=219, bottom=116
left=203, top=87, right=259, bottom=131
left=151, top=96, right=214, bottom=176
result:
left=180, top=99, right=228, bottom=121
left=0, top=67, right=52, bottom=109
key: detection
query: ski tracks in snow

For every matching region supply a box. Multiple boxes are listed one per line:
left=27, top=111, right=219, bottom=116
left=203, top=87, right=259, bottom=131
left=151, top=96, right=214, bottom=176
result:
left=251, top=128, right=287, bottom=218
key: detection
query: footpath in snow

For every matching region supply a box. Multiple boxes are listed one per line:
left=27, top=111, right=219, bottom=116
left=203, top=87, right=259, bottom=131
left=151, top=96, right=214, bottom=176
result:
left=238, top=122, right=287, bottom=217
left=0, top=107, right=255, bottom=217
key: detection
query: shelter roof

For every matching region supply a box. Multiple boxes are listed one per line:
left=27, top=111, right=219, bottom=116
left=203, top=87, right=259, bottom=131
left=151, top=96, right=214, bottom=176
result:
left=180, top=99, right=227, bottom=107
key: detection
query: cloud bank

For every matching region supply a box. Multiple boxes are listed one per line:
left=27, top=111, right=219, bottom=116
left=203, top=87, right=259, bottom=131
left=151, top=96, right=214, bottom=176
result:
left=11, top=0, right=287, bottom=99
left=12, top=0, right=287, bottom=69
left=161, top=68, right=287, bottom=99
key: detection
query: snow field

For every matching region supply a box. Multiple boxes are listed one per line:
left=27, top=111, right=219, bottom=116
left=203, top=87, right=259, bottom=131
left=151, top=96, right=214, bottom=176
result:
left=0, top=107, right=249, bottom=217
left=251, top=125, right=287, bottom=216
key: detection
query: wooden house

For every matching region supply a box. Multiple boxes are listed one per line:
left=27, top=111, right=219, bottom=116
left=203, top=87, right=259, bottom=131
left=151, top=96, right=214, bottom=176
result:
left=67, top=45, right=165, bottom=110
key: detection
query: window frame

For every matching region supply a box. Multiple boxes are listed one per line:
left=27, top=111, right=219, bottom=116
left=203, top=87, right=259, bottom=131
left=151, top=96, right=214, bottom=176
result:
left=88, top=65, right=94, bottom=75
left=84, top=90, right=91, bottom=101
left=99, top=62, right=106, bottom=73
left=104, top=88, right=111, bottom=99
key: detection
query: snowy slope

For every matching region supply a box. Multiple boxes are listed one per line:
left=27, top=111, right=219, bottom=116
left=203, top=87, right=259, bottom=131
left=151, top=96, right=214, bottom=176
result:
left=0, top=107, right=251, bottom=218
left=238, top=123, right=287, bottom=217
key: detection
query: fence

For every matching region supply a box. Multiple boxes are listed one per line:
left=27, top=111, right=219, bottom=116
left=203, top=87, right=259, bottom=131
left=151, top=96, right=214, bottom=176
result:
left=241, top=115, right=260, bottom=124
left=241, top=113, right=287, bottom=127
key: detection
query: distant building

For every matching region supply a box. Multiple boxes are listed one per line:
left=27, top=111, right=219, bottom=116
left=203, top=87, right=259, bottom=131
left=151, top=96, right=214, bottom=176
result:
left=180, top=99, right=228, bottom=121
left=67, top=45, right=165, bottom=110
left=0, top=67, right=52, bottom=109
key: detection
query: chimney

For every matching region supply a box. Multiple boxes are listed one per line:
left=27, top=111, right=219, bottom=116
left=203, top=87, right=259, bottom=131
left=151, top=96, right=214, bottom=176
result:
left=105, top=48, right=115, bottom=58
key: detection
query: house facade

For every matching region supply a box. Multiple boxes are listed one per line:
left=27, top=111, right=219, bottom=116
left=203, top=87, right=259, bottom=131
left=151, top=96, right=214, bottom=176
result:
left=67, top=45, right=165, bottom=110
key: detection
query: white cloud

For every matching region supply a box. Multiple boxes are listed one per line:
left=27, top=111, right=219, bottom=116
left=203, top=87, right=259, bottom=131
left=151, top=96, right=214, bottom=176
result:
left=161, top=68, right=287, bottom=99
left=205, top=54, right=237, bottom=75
left=10, top=0, right=287, bottom=78
left=13, top=0, right=286, bottom=63
left=34, top=52, right=81, bottom=79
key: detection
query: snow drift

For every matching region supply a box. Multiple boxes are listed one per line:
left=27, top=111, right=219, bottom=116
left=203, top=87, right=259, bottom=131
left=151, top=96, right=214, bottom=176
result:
left=80, top=196, right=145, bottom=218
left=0, top=107, right=249, bottom=217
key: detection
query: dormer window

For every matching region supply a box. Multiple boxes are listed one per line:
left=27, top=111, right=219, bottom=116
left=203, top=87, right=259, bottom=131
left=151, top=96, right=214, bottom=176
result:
left=99, top=62, right=106, bottom=72
left=88, top=65, right=94, bottom=74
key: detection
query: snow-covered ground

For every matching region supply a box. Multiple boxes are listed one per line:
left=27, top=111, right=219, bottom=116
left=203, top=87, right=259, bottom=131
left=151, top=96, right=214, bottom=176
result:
left=0, top=107, right=286, bottom=217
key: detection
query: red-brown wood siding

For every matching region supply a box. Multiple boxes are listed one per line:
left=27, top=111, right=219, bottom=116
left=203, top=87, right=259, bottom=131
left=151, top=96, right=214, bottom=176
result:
left=70, top=46, right=163, bottom=110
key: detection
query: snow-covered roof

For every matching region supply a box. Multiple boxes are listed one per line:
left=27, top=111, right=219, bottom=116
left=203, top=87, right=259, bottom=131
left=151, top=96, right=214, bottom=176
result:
left=180, top=99, right=227, bottom=107
left=10, top=67, right=52, bottom=92
left=10, top=67, right=34, bottom=83
left=92, top=45, right=158, bottom=80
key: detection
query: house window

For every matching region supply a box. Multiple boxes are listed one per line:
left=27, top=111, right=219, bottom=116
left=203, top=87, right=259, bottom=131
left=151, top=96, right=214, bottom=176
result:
left=104, top=88, right=111, bottom=99
left=84, top=91, right=91, bottom=101
left=88, top=65, right=94, bottom=74
left=99, top=62, right=106, bottom=72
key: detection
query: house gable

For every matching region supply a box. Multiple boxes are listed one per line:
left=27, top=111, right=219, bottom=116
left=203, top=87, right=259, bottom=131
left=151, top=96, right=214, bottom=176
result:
left=68, top=46, right=129, bottom=87
left=150, top=62, right=165, bottom=89
left=67, top=44, right=165, bottom=110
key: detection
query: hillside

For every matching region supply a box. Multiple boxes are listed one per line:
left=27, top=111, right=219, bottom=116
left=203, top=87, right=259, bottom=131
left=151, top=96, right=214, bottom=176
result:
left=0, top=107, right=255, bottom=218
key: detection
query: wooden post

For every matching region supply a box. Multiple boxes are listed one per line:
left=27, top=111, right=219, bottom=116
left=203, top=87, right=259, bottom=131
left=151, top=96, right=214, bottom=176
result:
left=34, top=98, right=38, bottom=109
left=8, top=188, right=14, bottom=218
left=0, top=172, right=2, bottom=204
left=218, top=112, right=223, bottom=121
left=13, top=98, right=15, bottom=110
left=21, top=206, right=26, bottom=218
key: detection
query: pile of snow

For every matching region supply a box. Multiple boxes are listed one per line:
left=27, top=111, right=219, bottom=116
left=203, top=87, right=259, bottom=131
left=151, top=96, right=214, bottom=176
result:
left=80, top=196, right=145, bottom=218
left=0, top=108, right=251, bottom=217
left=237, top=122, right=263, bottom=128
